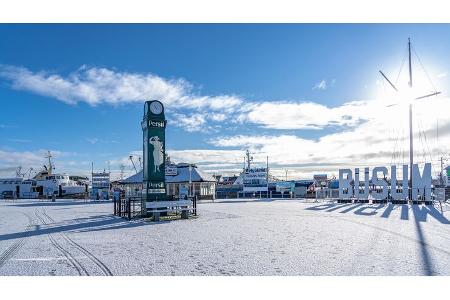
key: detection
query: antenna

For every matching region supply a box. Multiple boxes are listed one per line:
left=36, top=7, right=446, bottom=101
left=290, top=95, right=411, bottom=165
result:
left=245, top=149, right=253, bottom=170
left=16, top=166, right=23, bottom=178
left=25, top=167, right=33, bottom=179
left=119, top=164, right=125, bottom=180
left=129, top=155, right=138, bottom=174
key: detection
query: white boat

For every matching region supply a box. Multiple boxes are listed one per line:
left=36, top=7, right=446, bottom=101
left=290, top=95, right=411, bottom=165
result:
left=0, top=151, right=87, bottom=199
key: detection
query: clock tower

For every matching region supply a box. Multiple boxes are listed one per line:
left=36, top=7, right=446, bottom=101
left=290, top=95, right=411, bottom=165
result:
left=141, top=100, right=167, bottom=202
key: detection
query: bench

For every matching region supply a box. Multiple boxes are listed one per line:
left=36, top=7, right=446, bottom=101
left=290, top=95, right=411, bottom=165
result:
left=146, top=200, right=194, bottom=221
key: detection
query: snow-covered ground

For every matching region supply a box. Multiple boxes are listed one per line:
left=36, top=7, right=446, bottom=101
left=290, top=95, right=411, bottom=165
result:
left=0, top=198, right=449, bottom=275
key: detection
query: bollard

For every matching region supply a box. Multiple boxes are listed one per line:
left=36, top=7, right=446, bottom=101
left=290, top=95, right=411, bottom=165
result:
left=153, top=211, right=160, bottom=222
left=181, top=208, right=189, bottom=219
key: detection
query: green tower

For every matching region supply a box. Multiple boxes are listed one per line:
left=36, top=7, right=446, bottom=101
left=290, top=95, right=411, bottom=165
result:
left=141, top=100, right=167, bottom=202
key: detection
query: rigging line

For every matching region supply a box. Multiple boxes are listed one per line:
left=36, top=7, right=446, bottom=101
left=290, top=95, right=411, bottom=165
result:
left=417, top=124, right=423, bottom=162
left=391, top=129, right=396, bottom=165
left=420, top=119, right=433, bottom=163
left=390, top=128, right=397, bottom=166
left=418, top=119, right=427, bottom=162
left=418, top=120, right=433, bottom=164
left=397, top=128, right=403, bottom=166
left=412, top=45, right=438, bottom=92
left=395, top=45, right=408, bottom=85
left=392, top=128, right=401, bottom=166
left=418, top=122, right=428, bottom=164
left=402, top=128, right=405, bottom=164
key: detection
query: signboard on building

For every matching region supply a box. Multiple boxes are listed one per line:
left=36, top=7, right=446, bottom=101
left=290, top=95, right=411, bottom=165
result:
left=243, top=167, right=268, bottom=192
left=276, top=182, right=295, bottom=193
left=142, top=100, right=167, bottom=201
left=91, top=172, right=110, bottom=199
left=165, top=166, right=178, bottom=176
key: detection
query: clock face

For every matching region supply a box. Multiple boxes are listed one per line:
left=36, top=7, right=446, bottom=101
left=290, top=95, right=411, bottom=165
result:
left=150, top=101, right=163, bottom=115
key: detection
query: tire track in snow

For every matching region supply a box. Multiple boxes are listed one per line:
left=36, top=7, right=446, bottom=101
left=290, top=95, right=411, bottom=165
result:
left=0, top=212, right=34, bottom=269
left=41, top=208, right=113, bottom=276
left=34, top=210, right=88, bottom=276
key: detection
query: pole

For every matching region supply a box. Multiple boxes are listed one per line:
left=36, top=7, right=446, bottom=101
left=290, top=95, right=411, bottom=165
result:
left=408, top=38, right=413, bottom=201
left=409, top=103, right=413, bottom=200
left=91, top=162, right=94, bottom=200
left=408, top=38, right=412, bottom=88
left=266, top=156, right=269, bottom=199
left=189, top=165, right=192, bottom=197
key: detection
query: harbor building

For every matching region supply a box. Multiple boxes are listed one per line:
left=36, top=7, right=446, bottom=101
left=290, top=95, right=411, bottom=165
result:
left=118, top=163, right=216, bottom=200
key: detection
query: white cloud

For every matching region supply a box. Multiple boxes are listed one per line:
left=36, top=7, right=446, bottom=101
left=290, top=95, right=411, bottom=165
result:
left=3, top=64, right=449, bottom=179
left=0, top=65, right=243, bottom=112
left=313, top=80, right=327, bottom=90
left=86, top=138, right=99, bottom=144
left=0, top=149, right=78, bottom=177
left=240, top=100, right=366, bottom=130
left=171, top=113, right=207, bottom=132
left=0, top=65, right=388, bottom=132
left=437, top=72, right=447, bottom=78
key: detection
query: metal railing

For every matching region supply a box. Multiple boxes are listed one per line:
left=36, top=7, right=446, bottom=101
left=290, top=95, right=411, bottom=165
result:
left=113, top=196, right=144, bottom=220
left=113, top=195, right=197, bottom=220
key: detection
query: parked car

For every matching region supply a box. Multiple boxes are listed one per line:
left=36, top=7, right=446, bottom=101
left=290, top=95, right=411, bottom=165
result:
left=1, top=191, right=14, bottom=199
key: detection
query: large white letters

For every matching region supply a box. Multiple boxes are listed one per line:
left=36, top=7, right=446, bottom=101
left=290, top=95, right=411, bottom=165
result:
left=339, top=169, right=352, bottom=199
left=354, top=167, right=369, bottom=200
left=372, top=167, right=388, bottom=200
left=391, top=165, right=408, bottom=200
left=412, top=163, right=431, bottom=201
left=338, top=164, right=432, bottom=201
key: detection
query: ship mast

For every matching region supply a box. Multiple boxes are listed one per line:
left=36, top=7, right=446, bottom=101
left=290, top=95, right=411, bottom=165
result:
left=379, top=37, right=441, bottom=201
left=245, top=149, right=253, bottom=170
left=408, top=37, right=413, bottom=200
left=45, top=151, right=53, bottom=175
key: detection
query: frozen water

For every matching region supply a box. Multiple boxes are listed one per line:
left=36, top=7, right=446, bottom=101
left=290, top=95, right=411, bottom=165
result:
left=0, top=198, right=449, bottom=275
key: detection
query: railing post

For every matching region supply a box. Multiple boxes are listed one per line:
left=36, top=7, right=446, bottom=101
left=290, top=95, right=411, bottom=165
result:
left=194, top=195, right=197, bottom=216
left=128, top=199, right=131, bottom=220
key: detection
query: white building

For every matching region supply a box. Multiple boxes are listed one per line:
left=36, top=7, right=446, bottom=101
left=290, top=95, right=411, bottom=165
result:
left=118, top=163, right=216, bottom=200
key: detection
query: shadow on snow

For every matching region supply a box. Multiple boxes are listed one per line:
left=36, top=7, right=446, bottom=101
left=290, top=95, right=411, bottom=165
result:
left=0, top=214, right=157, bottom=242
left=306, top=202, right=449, bottom=224
left=306, top=202, right=449, bottom=275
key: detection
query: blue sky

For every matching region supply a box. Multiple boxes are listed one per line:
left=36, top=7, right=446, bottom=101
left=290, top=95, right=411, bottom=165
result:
left=1, top=24, right=450, bottom=179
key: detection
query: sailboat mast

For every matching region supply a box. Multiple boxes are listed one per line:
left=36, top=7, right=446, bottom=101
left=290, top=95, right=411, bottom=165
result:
left=408, top=37, right=413, bottom=200
left=408, top=37, right=413, bottom=87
